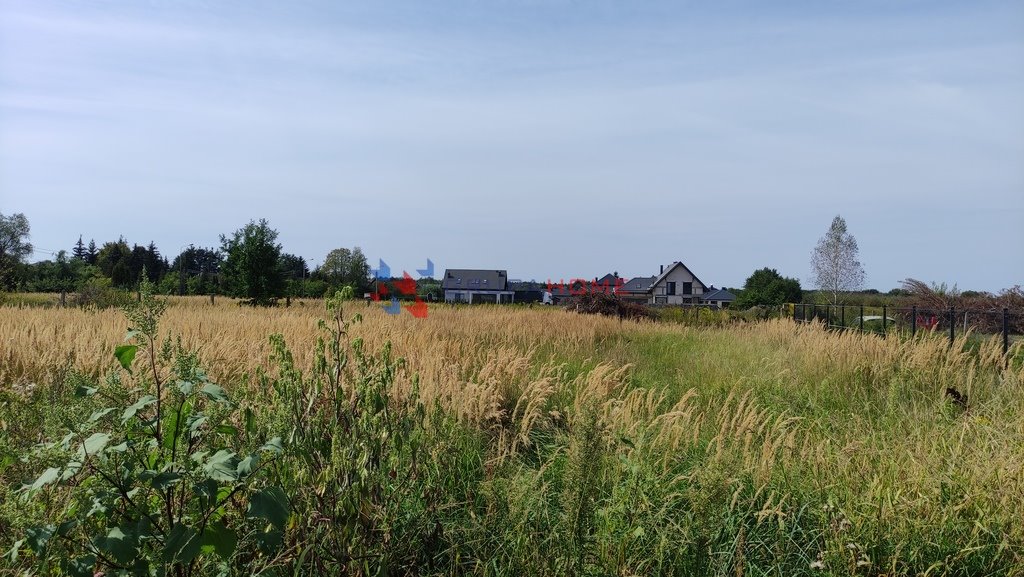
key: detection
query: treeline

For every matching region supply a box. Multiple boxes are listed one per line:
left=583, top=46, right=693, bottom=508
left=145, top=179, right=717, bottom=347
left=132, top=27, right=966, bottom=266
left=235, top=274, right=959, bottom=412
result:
left=1, top=215, right=374, bottom=306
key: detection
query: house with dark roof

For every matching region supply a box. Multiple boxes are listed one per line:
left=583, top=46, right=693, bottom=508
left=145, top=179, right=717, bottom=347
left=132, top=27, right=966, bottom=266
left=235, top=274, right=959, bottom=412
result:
left=618, top=275, right=657, bottom=303
left=547, top=273, right=623, bottom=304
left=508, top=280, right=553, bottom=304
left=701, top=287, right=737, bottom=309
left=647, top=261, right=708, bottom=305
left=442, top=269, right=515, bottom=303
left=548, top=278, right=590, bottom=304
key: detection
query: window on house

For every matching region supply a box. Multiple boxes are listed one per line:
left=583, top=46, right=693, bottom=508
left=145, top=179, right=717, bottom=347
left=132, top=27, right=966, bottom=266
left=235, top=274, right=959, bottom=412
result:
left=683, top=282, right=692, bottom=295
left=666, top=281, right=676, bottom=295
left=456, top=278, right=461, bottom=284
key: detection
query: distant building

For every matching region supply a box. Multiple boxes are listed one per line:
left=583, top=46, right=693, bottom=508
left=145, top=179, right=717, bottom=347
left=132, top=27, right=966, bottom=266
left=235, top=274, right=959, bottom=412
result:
left=442, top=269, right=515, bottom=303
left=648, top=261, right=708, bottom=305
left=508, top=280, right=553, bottom=304
left=548, top=273, right=623, bottom=304
left=701, top=287, right=737, bottom=309
left=618, top=275, right=657, bottom=303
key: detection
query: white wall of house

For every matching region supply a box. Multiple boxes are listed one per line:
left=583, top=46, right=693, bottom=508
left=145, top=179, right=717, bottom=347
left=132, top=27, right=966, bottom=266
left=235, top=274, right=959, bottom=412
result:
left=649, top=265, right=706, bottom=305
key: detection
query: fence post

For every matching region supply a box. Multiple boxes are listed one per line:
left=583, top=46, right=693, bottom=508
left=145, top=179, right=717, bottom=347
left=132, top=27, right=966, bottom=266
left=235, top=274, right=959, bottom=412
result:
left=882, top=305, right=887, bottom=338
left=841, top=304, right=845, bottom=330
left=860, top=305, right=864, bottom=332
left=948, top=306, right=955, bottom=347
left=1004, top=307, right=1010, bottom=357
left=911, top=305, right=917, bottom=338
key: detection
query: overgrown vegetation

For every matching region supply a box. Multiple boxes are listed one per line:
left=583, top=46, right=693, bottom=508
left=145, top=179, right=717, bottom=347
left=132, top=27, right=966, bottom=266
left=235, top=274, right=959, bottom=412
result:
left=564, top=291, right=656, bottom=320
left=2, top=294, right=1023, bottom=575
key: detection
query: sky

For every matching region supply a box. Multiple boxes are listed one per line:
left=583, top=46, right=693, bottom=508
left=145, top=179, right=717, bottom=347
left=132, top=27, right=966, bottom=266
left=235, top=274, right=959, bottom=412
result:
left=1, top=0, right=1022, bottom=292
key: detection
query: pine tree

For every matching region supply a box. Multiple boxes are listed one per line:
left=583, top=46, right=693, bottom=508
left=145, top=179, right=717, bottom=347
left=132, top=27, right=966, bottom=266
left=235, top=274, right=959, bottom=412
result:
left=143, top=241, right=166, bottom=282
left=86, top=239, right=98, bottom=265
left=72, top=235, right=87, bottom=261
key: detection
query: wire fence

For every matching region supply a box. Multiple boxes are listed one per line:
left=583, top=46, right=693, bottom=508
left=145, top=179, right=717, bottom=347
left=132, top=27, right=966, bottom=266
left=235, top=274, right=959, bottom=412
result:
left=791, top=303, right=1022, bottom=357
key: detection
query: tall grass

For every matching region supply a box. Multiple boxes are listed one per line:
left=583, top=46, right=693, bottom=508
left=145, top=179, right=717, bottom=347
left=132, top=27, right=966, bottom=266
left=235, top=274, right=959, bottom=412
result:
left=2, top=298, right=1022, bottom=574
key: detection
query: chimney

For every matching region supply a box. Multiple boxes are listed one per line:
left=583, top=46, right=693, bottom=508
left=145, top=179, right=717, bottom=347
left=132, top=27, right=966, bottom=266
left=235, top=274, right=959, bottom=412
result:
left=660, top=264, right=664, bottom=274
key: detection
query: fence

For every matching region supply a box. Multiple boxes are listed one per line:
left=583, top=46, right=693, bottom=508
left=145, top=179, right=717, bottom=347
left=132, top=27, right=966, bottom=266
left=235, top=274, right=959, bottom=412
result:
left=791, top=303, right=1022, bottom=357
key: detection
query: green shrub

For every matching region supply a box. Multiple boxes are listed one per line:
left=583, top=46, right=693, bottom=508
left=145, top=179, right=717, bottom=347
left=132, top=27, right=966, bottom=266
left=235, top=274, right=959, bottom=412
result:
left=9, top=281, right=287, bottom=576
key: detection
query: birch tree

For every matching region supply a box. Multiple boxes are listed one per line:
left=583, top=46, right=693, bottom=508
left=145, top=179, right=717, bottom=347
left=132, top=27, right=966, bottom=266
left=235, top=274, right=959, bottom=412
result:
left=811, top=215, right=865, bottom=304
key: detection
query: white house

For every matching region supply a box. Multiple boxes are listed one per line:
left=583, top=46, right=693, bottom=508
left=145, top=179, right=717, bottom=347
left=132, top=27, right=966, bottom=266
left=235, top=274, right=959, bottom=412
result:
left=647, top=261, right=708, bottom=305
left=442, top=269, right=515, bottom=303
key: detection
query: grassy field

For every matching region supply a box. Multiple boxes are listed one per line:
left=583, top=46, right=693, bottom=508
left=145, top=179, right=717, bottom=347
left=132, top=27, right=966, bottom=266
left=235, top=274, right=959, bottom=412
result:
left=2, top=295, right=1023, bottom=575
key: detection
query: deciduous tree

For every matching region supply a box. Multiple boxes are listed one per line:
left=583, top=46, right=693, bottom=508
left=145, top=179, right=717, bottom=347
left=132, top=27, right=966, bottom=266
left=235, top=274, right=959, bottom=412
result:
left=735, top=267, right=802, bottom=308
left=220, top=219, right=284, bottom=306
left=811, top=215, right=865, bottom=305
left=0, top=212, right=32, bottom=289
left=320, top=246, right=371, bottom=293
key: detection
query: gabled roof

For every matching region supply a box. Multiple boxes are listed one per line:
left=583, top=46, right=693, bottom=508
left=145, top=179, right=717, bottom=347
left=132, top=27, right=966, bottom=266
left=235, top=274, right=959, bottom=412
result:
left=619, top=276, right=657, bottom=293
left=701, top=288, right=736, bottom=301
left=441, top=269, right=509, bottom=291
left=647, top=261, right=708, bottom=293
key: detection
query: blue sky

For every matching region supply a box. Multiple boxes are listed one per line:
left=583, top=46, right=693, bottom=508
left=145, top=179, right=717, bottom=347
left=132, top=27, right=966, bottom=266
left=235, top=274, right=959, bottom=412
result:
left=2, top=0, right=1022, bottom=291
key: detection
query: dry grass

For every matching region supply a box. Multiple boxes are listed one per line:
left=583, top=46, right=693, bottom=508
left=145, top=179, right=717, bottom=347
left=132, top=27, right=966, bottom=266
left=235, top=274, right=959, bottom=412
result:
left=2, top=296, right=1023, bottom=571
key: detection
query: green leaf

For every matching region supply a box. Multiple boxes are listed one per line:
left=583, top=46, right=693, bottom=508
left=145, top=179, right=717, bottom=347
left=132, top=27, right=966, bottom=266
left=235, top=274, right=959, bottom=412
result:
left=200, top=521, right=238, bottom=560
left=215, top=424, right=239, bottom=436
left=244, top=407, right=256, bottom=435
left=62, top=554, right=97, bottom=577
left=26, top=467, right=60, bottom=492
left=94, top=526, right=138, bottom=565
left=194, top=478, right=218, bottom=509
left=236, top=454, right=259, bottom=478
left=176, top=380, right=194, bottom=395
left=88, top=407, right=116, bottom=423
left=78, top=432, right=111, bottom=458
left=75, top=385, right=98, bottom=397
left=163, top=524, right=201, bottom=565
left=151, top=471, right=182, bottom=490
left=121, top=395, right=158, bottom=424
left=188, top=413, right=209, bottom=434
left=56, top=519, right=79, bottom=537
left=57, top=432, right=75, bottom=450
left=261, top=437, right=285, bottom=455
left=25, top=525, right=55, bottom=554
left=162, top=403, right=187, bottom=451
left=247, top=486, right=289, bottom=530
left=114, top=344, right=138, bottom=373
left=60, top=461, right=82, bottom=481
left=4, top=539, right=23, bottom=563
left=203, top=449, right=239, bottom=482
left=201, top=383, right=230, bottom=404
left=255, top=528, right=284, bottom=552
